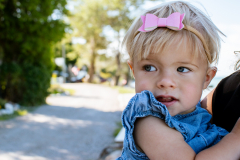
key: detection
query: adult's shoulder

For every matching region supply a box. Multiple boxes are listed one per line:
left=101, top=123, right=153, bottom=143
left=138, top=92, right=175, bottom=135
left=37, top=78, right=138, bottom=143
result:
left=212, top=70, right=240, bottom=132
left=217, top=70, right=240, bottom=91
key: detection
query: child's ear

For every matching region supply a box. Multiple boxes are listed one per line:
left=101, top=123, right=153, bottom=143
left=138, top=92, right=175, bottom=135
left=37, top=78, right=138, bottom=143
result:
left=203, top=67, right=217, bottom=89
left=127, top=60, right=135, bottom=78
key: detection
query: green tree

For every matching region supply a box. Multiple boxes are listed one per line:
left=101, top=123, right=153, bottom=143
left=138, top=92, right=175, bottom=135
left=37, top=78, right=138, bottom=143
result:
left=107, top=0, right=159, bottom=85
left=53, top=34, right=88, bottom=82
left=70, top=0, right=159, bottom=84
left=54, top=36, right=78, bottom=70
left=70, top=0, right=108, bottom=83
left=0, top=0, right=68, bottom=105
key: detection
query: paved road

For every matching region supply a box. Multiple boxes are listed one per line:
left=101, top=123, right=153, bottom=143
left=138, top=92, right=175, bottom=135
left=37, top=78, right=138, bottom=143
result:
left=0, top=83, right=132, bottom=160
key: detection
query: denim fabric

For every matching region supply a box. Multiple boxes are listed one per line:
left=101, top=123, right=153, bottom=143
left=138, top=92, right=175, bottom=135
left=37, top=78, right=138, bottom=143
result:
left=117, top=90, right=229, bottom=160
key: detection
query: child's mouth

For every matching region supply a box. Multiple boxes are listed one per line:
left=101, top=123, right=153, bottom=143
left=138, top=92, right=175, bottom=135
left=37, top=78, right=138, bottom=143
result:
left=157, top=97, right=174, bottom=102
left=156, top=96, right=177, bottom=107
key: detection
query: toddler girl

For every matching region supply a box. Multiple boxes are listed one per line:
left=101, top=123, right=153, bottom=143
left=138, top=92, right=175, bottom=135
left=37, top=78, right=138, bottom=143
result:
left=117, top=1, right=240, bottom=159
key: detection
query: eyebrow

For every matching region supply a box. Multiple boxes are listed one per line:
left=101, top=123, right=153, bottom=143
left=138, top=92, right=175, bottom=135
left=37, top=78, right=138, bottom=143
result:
left=139, top=58, right=153, bottom=62
left=140, top=59, right=200, bottom=69
left=177, top=62, right=199, bottom=68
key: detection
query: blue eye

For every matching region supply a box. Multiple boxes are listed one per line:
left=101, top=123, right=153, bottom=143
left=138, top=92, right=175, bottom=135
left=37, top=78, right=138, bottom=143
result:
left=144, top=65, right=156, bottom=71
left=177, top=67, right=190, bottom=73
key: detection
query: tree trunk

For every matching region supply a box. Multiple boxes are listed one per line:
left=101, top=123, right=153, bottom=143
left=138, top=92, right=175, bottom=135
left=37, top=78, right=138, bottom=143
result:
left=115, top=32, right=121, bottom=86
left=88, top=37, right=96, bottom=83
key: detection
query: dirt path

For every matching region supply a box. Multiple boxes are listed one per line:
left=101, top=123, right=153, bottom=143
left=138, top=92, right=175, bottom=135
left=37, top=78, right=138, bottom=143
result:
left=0, top=83, right=126, bottom=160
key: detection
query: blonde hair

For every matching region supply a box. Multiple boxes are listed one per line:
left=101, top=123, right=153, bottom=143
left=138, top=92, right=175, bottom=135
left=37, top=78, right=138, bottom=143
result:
left=122, top=1, right=225, bottom=64
left=234, top=51, right=240, bottom=70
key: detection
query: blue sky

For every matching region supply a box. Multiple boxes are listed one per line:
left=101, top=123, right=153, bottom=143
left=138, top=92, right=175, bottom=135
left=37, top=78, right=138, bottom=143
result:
left=145, top=0, right=240, bottom=77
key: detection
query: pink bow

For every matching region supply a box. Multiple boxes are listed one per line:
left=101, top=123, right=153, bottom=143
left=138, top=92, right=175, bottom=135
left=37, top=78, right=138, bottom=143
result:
left=138, top=12, right=185, bottom=32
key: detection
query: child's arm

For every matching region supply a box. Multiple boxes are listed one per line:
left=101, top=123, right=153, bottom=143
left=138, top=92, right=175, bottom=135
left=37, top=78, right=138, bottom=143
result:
left=134, top=116, right=240, bottom=160
left=134, top=116, right=196, bottom=159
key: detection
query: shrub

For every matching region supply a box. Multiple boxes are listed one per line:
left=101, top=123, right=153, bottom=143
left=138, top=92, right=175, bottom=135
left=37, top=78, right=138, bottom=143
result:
left=0, top=98, right=6, bottom=109
left=0, top=0, right=68, bottom=106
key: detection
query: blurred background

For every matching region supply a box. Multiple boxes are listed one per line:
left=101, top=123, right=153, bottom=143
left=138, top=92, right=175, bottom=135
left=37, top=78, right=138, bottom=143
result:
left=0, top=0, right=239, bottom=106
left=0, top=0, right=239, bottom=159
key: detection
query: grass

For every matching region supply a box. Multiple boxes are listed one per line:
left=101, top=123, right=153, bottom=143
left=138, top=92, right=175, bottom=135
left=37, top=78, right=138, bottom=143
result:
left=101, top=81, right=135, bottom=94
left=0, top=107, right=38, bottom=121
left=113, top=121, right=123, bottom=137
left=63, top=88, right=75, bottom=95
left=49, top=84, right=75, bottom=95
left=112, top=86, right=135, bottom=94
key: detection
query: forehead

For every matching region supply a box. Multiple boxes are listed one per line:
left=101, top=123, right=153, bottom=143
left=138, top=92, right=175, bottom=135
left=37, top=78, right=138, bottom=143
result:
left=144, top=41, right=201, bottom=63
left=134, top=43, right=208, bottom=71
left=133, top=28, right=207, bottom=63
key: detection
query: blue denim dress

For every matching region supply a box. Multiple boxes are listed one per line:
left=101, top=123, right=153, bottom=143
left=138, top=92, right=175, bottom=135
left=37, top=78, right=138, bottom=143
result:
left=117, top=90, right=229, bottom=160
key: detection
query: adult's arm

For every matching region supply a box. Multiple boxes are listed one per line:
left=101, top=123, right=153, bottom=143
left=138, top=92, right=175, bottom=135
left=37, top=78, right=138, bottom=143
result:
left=201, top=88, right=215, bottom=114
left=202, top=71, right=240, bottom=132
left=196, top=118, right=240, bottom=160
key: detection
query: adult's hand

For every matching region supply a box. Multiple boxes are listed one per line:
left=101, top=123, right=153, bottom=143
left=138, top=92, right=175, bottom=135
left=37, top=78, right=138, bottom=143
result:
left=196, top=118, right=240, bottom=160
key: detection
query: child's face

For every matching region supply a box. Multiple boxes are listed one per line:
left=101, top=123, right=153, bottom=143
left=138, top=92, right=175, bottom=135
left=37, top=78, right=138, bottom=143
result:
left=128, top=41, right=216, bottom=116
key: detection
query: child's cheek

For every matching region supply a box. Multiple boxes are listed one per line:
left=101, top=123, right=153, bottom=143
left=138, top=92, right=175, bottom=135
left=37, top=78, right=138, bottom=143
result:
left=183, top=84, right=202, bottom=101
left=135, top=79, right=151, bottom=93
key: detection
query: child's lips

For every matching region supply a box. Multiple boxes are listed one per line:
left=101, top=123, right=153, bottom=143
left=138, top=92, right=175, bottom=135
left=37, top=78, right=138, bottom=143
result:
left=156, top=96, right=178, bottom=107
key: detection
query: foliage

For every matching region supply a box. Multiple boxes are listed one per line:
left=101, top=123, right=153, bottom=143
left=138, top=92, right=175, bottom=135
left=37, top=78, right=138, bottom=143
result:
left=69, top=0, right=160, bottom=85
left=0, top=110, right=27, bottom=121
left=0, top=107, right=36, bottom=121
left=70, top=0, right=111, bottom=82
left=112, top=86, right=135, bottom=94
left=106, top=0, right=160, bottom=85
left=48, top=84, right=75, bottom=95
left=54, top=33, right=80, bottom=66
left=0, top=0, right=69, bottom=106
left=234, top=51, right=240, bottom=70
left=113, top=121, right=123, bottom=137
left=0, top=98, right=6, bottom=109
left=48, top=85, right=65, bottom=94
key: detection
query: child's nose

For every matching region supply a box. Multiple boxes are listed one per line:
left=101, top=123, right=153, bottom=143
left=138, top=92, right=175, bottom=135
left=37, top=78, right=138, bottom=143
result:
left=157, top=74, right=176, bottom=89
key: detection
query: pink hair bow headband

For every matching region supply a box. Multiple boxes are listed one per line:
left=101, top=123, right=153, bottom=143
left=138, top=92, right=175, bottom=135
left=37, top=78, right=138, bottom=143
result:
left=138, top=12, right=185, bottom=32
left=136, top=12, right=212, bottom=63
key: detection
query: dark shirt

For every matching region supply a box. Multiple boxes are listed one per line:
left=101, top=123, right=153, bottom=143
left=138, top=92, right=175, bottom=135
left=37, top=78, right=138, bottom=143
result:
left=212, top=70, right=240, bottom=132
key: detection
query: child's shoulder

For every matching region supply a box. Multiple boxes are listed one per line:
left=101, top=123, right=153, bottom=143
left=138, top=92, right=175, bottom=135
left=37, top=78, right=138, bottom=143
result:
left=122, top=90, right=169, bottom=126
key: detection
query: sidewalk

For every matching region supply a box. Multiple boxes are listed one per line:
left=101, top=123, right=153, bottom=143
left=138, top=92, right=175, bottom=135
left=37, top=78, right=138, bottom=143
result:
left=0, top=83, right=131, bottom=160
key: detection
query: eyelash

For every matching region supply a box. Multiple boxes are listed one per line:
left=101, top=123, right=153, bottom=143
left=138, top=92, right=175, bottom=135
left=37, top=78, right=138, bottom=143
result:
left=143, top=65, right=156, bottom=72
left=142, top=65, right=191, bottom=73
left=177, top=67, right=191, bottom=73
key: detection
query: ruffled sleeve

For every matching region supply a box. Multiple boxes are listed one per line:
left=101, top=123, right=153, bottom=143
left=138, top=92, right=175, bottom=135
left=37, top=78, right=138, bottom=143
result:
left=118, top=90, right=228, bottom=159
left=120, top=90, right=185, bottom=159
